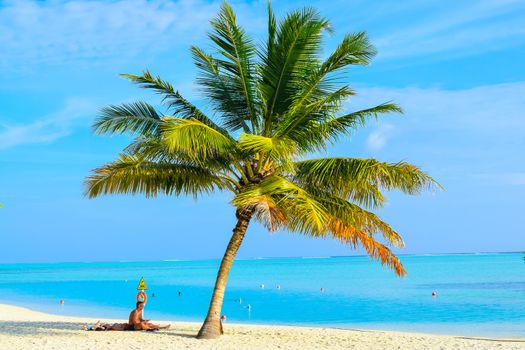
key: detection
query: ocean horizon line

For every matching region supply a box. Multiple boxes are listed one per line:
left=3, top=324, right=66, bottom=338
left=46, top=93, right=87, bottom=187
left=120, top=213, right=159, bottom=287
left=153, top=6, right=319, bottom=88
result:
left=0, top=250, right=522, bottom=267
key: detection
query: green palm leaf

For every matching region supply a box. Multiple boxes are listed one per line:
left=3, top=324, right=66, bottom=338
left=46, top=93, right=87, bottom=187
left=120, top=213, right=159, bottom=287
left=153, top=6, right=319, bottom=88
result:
left=259, top=7, right=330, bottom=134
left=233, top=175, right=330, bottom=235
left=191, top=46, right=251, bottom=132
left=208, top=2, right=258, bottom=131
left=293, top=157, right=440, bottom=202
left=86, top=154, right=227, bottom=199
left=291, top=102, right=402, bottom=152
left=237, top=133, right=297, bottom=164
left=161, top=118, right=238, bottom=163
left=122, top=70, right=230, bottom=136
left=124, top=137, right=232, bottom=174
left=284, top=32, right=376, bottom=120
left=247, top=194, right=287, bottom=232
left=275, top=86, right=355, bottom=142
left=94, top=102, right=162, bottom=137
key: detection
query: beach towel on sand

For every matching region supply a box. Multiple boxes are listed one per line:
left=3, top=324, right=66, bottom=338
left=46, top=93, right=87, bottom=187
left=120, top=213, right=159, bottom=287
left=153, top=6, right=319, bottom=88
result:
left=83, top=322, right=136, bottom=331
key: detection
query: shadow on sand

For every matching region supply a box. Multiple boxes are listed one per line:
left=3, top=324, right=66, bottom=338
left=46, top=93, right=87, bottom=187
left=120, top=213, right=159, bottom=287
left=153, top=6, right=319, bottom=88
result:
left=0, top=321, right=196, bottom=339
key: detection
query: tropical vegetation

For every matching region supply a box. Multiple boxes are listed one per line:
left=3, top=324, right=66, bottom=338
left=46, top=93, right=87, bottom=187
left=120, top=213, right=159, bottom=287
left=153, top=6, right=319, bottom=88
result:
left=85, top=2, right=439, bottom=339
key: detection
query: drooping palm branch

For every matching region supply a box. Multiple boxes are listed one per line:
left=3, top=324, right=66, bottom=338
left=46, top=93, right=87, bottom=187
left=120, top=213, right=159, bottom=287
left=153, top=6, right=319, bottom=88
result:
left=86, top=1, right=440, bottom=339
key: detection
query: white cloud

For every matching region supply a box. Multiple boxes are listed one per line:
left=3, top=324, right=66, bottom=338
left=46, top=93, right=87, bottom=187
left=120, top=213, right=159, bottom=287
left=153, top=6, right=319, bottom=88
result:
left=473, top=173, right=525, bottom=186
left=345, top=81, right=525, bottom=184
left=374, top=0, right=525, bottom=60
left=366, top=124, right=394, bottom=151
left=1, top=0, right=522, bottom=70
left=351, top=81, right=525, bottom=133
left=0, top=0, right=219, bottom=69
left=506, top=173, right=525, bottom=185
left=0, top=98, right=95, bottom=150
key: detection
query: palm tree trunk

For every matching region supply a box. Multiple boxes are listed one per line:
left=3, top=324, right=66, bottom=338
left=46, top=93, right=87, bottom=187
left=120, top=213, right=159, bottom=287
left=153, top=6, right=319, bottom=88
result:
left=197, top=208, right=254, bottom=339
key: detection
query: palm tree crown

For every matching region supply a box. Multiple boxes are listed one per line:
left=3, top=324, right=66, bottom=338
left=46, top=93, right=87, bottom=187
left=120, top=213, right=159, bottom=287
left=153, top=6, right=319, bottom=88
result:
left=86, top=2, right=439, bottom=339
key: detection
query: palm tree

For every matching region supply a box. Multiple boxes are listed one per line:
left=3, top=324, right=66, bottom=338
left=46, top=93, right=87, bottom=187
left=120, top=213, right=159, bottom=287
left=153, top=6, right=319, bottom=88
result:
left=86, top=2, right=439, bottom=339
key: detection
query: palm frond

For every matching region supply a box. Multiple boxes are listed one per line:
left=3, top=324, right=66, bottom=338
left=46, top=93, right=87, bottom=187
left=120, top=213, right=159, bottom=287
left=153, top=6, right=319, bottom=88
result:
left=93, top=102, right=162, bottom=137
left=292, top=159, right=387, bottom=208
left=122, top=70, right=230, bottom=136
left=252, top=179, right=406, bottom=276
left=293, top=102, right=402, bottom=152
left=245, top=194, right=287, bottom=232
left=275, top=86, right=355, bottom=141
left=259, top=7, right=330, bottom=134
left=238, top=133, right=297, bottom=163
left=266, top=1, right=277, bottom=65
left=126, top=136, right=238, bottom=175
left=318, top=194, right=404, bottom=247
left=191, top=46, right=251, bottom=132
left=169, top=90, right=232, bottom=137
left=85, top=154, right=226, bottom=199
left=325, top=102, right=402, bottom=137
left=161, top=118, right=238, bottom=163
left=321, top=32, right=376, bottom=72
left=124, top=137, right=179, bottom=163
left=208, top=2, right=259, bottom=131
left=355, top=231, right=406, bottom=276
left=233, top=175, right=329, bottom=235
left=284, top=32, right=375, bottom=121
left=293, top=157, right=440, bottom=202
left=324, top=215, right=405, bottom=276
left=122, top=70, right=178, bottom=103
left=236, top=176, right=406, bottom=275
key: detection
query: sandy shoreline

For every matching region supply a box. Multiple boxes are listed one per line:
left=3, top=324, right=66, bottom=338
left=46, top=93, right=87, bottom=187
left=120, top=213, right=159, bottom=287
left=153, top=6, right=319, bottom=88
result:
left=0, top=304, right=524, bottom=350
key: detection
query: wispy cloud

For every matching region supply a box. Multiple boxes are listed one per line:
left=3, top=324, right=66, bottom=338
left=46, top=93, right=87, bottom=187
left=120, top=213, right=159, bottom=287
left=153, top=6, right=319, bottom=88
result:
left=346, top=81, right=525, bottom=184
left=366, top=124, right=395, bottom=151
left=504, top=173, right=525, bottom=185
left=1, top=0, right=522, bottom=71
left=0, top=98, right=95, bottom=150
left=352, top=81, right=525, bottom=133
left=0, top=0, right=219, bottom=69
left=473, top=173, right=525, bottom=186
left=374, top=0, right=525, bottom=60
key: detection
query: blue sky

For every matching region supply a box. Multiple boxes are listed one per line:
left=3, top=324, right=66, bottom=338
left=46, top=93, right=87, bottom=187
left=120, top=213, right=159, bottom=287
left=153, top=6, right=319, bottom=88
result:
left=1, top=0, right=524, bottom=264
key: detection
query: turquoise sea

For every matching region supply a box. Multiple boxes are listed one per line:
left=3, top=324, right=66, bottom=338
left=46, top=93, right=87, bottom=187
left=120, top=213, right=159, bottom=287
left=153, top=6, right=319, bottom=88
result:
left=0, top=253, right=524, bottom=337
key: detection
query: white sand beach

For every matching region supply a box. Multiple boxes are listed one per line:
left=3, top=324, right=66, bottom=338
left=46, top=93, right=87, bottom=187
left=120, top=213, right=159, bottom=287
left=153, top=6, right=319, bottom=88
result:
left=0, top=304, right=524, bottom=350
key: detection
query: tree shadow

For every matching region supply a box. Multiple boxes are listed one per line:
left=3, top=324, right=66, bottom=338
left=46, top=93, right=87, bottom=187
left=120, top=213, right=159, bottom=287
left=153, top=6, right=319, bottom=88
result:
left=0, top=321, right=198, bottom=339
left=0, top=321, right=87, bottom=336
